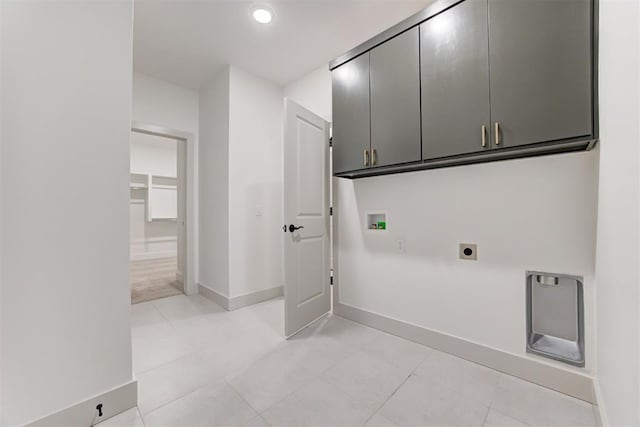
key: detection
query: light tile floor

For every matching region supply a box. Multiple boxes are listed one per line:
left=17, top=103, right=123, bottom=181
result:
left=99, top=294, right=598, bottom=427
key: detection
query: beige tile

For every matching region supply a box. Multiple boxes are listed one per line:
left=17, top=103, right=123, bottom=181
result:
left=265, top=332, right=357, bottom=376
left=137, top=351, right=225, bottom=414
left=132, top=322, right=194, bottom=374
left=143, top=381, right=257, bottom=427
left=491, top=375, right=596, bottom=427
left=365, top=413, right=398, bottom=427
left=414, top=350, right=500, bottom=406
left=152, top=294, right=225, bottom=322
left=362, top=331, right=432, bottom=375
left=300, top=315, right=383, bottom=348
left=95, top=407, right=144, bottom=427
left=131, top=302, right=167, bottom=328
left=379, top=374, right=489, bottom=427
left=228, top=347, right=318, bottom=413
left=262, top=379, right=374, bottom=427
left=323, top=351, right=409, bottom=410
left=245, top=415, right=271, bottom=427
left=483, top=409, right=528, bottom=427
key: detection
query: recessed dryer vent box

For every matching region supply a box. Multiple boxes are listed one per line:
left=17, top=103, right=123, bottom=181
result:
left=526, top=271, right=584, bottom=367
left=367, top=212, right=386, bottom=230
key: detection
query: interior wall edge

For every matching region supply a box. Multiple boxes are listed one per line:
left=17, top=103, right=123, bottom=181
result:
left=592, top=377, right=609, bottom=427
left=198, top=282, right=231, bottom=311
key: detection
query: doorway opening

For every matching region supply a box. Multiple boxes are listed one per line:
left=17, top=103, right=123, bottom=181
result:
left=130, top=129, right=187, bottom=304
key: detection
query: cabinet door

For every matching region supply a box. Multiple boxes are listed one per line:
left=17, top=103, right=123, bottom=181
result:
left=370, top=27, right=421, bottom=167
left=421, top=0, right=491, bottom=160
left=488, top=0, right=592, bottom=148
left=332, top=54, right=371, bottom=174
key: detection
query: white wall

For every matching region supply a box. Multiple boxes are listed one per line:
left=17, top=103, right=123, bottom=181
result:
left=284, top=66, right=332, bottom=123
left=228, top=66, right=284, bottom=298
left=130, top=133, right=178, bottom=260
left=595, top=1, right=640, bottom=425
left=287, top=62, right=599, bottom=373
left=335, top=153, right=598, bottom=364
left=199, top=66, right=284, bottom=300
left=131, top=132, right=178, bottom=177
left=133, top=73, right=199, bottom=134
left=199, top=67, right=231, bottom=296
left=132, top=72, right=199, bottom=287
left=0, top=2, right=133, bottom=425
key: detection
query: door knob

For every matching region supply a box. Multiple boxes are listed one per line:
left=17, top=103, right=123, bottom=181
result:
left=289, top=224, right=304, bottom=232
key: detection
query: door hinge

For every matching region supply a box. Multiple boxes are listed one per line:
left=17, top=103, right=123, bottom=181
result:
left=329, top=207, right=333, bottom=216
left=330, top=276, right=334, bottom=285
left=329, top=137, right=333, bottom=147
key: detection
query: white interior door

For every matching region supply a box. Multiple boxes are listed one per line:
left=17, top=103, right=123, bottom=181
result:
left=284, top=99, right=331, bottom=337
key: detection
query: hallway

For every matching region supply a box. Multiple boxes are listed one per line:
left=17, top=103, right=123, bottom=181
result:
left=101, top=295, right=597, bottom=426
left=130, top=257, right=182, bottom=304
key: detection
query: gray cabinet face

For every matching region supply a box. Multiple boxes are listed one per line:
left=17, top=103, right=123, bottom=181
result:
left=421, top=0, right=491, bottom=160
left=488, top=0, right=592, bottom=148
left=370, top=27, right=421, bottom=167
left=332, top=53, right=371, bottom=174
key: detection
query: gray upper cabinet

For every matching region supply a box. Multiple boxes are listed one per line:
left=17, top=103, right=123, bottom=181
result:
left=488, top=0, right=593, bottom=148
left=332, top=53, right=371, bottom=174
left=421, top=0, right=491, bottom=160
left=329, top=0, right=596, bottom=178
left=370, top=28, right=421, bottom=167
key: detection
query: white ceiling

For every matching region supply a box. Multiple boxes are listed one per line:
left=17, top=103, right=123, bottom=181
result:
left=133, top=0, right=432, bottom=89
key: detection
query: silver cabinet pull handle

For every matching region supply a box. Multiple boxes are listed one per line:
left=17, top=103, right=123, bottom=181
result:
left=481, top=125, right=487, bottom=147
left=495, top=122, right=500, bottom=146
left=372, top=148, right=377, bottom=165
left=364, top=149, right=370, bottom=166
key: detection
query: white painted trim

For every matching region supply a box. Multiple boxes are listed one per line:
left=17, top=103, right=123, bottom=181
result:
left=592, top=378, right=608, bottom=427
left=131, top=237, right=177, bottom=244
left=130, top=251, right=177, bottom=261
left=229, top=286, right=284, bottom=311
left=198, top=283, right=230, bottom=310
left=24, top=380, right=137, bottom=427
left=199, top=283, right=283, bottom=311
left=131, top=121, right=197, bottom=295
left=334, top=301, right=595, bottom=403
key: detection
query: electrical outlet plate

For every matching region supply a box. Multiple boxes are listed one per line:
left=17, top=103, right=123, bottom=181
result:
left=459, top=243, right=477, bottom=260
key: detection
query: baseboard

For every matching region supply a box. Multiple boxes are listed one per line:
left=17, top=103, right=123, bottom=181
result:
left=25, top=380, right=137, bottom=427
left=334, top=301, right=595, bottom=403
left=198, top=283, right=283, bottom=311
left=198, top=284, right=230, bottom=310
left=592, top=378, right=608, bottom=427
left=228, top=286, right=284, bottom=310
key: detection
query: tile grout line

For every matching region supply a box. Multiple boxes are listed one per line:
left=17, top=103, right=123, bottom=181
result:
left=480, top=404, right=491, bottom=427
left=137, top=407, right=147, bottom=427
left=225, top=381, right=266, bottom=425
left=361, top=370, right=414, bottom=426
left=357, top=348, right=433, bottom=425
left=149, top=299, right=172, bottom=324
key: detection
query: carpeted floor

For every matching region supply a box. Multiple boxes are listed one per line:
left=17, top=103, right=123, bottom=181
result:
left=131, top=256, right=183, bottom=304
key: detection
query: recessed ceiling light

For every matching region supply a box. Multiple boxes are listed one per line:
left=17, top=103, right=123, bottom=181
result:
left=252, top=7, right=273, bottom=24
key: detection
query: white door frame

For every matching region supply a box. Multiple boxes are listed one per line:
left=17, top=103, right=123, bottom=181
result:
left=131, top=121, right=198, bottom=295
